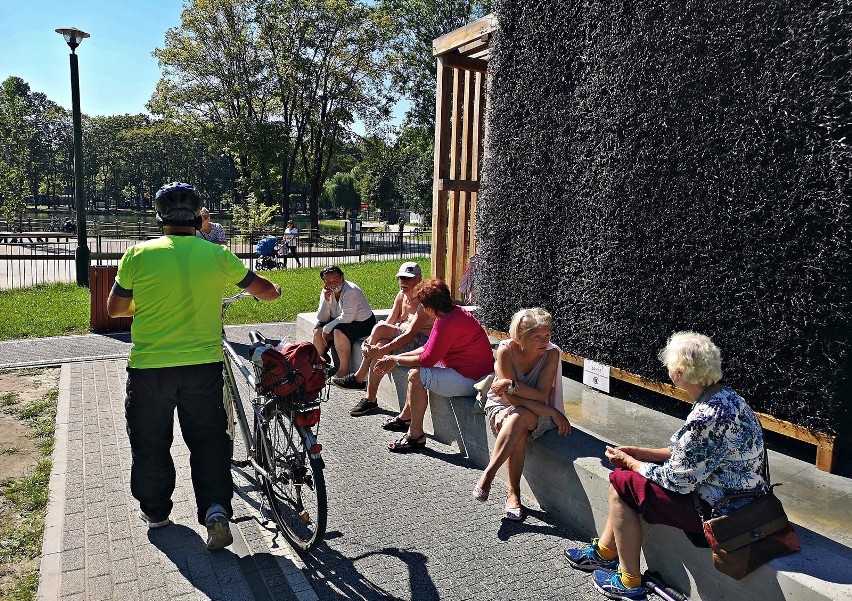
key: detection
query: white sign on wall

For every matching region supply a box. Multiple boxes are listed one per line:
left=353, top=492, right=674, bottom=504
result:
left=583, top=359, right=611, bottom=393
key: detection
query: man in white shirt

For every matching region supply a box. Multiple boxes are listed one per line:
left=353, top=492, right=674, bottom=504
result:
left=312, top=265, right=376, bottom=376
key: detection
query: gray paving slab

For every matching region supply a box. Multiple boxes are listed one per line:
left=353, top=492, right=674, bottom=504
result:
left=30, top=324, right=599, bottom=600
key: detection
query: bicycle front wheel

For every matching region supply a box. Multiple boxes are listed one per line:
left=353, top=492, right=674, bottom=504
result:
left=257, top=404, right=327, bottom=552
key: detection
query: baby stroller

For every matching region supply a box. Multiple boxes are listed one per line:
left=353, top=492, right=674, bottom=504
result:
left=254, top=235, right=285, bottom=270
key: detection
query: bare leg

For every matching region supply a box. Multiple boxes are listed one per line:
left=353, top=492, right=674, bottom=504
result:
left=405, top=368, right=428, bottom=438
left=504, top=424, right=532, bottom=509
left=608, top=484, right=643, bottom=576
left=333, top=329, right=352, bottom=375
left=395, top=397, right=412, bottom=422
left=312, top=328, right=328, bottom=356
left=476, top=410, right=536, bottom=501
left=354, top=331, right=394, bottom=382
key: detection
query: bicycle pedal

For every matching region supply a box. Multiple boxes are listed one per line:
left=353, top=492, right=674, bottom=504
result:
left=231, top=459, right=250, bottom=467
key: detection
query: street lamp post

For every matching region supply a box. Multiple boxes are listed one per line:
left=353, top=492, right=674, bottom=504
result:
left=56, top=27, right=91, bottom=286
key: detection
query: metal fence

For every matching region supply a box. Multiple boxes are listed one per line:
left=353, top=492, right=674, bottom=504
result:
left=0, top=228, right=431, bottom=290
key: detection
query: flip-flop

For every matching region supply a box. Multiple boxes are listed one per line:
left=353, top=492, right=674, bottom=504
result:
left=387, top=433, right=426, bottom=453
left=504, top=505, right=524, bottom=521
left=381, top=416, right=411, bottom=432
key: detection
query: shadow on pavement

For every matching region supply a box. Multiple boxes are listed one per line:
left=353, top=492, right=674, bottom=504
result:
left=304, top=545, right=439, bottom=601
left=496, top=506, right=581, bottom=543
left=148, top=524, right=239, bottom=598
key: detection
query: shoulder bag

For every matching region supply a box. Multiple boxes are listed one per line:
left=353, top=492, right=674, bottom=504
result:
left=693, top=449, right=801, bottom=580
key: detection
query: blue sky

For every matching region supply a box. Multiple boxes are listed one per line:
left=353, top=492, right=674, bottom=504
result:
left=2, top=0, right=184, bottom=116
left=1, top=0, right=406, bottom=130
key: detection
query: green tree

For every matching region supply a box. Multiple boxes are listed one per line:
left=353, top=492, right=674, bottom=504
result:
left=151, top=0, right=281, bottom=207
left=393, top=122, right=433, bottom=219
left=381, top=0, right=490, bottom=130
left=232, top=192, right=277, bottom=237
left=324, top=171, right=359, bottom=216
left=0, top=77, right=36, bottom=227
left=352, top=135, right=401, bottom=215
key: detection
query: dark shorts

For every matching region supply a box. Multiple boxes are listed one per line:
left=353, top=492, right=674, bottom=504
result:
left=321, top=314, right=377, bottom=345
left=609, top=468, right=707, bottom=534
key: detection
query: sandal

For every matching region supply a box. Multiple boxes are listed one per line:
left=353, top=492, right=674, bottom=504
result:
left=387, top=433, right=426, bottom=453
left=504, top=504, right=524, bottom=521
left=381, top=416, right=411, bottom=432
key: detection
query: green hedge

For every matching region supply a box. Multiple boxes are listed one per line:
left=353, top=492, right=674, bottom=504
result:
left=478, top=0, right=850, bottom=436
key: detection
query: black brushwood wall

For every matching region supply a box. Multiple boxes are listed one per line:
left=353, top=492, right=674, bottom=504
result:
left=476, top=0, right=851, bottom=437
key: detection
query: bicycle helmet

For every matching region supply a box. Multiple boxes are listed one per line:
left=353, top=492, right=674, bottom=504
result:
left=154, top=181, right=203, bottom=226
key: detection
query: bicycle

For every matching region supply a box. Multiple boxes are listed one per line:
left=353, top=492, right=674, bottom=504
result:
left=221, top=292, right=332, bottom=551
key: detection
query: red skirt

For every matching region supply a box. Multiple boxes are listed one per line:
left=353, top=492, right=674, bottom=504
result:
left=609, top=468, right=706, bottom=534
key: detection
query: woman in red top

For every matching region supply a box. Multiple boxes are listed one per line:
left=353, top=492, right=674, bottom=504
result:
left=373, top=279, right=494, bottom=452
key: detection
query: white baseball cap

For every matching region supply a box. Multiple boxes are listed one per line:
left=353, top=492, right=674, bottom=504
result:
left=395, top=262, right=422, bottom=278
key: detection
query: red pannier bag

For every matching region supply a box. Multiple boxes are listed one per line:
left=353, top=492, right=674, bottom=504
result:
left=257, top=342, right=328, bottom=403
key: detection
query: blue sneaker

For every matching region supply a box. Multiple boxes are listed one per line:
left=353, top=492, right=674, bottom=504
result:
left=564, top=538, right=619, bottom=571
left=592, top=569, right=648, bottom=601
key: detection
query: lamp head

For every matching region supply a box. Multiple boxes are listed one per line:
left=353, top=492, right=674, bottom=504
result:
left=55, top=28, right=90, bottom=52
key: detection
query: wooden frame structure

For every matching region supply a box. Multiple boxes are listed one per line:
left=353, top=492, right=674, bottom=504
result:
left=430, top=14, right=497, bottom=298
left=431, top=16, right=838, bottom=473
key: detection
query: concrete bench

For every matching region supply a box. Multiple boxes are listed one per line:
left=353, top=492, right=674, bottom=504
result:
left=420, top=385, right=851, bottom=601
left=295, top=312, right=852, bottom=601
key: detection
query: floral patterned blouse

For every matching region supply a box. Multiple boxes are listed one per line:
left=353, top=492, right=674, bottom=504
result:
left=639, top=385, right=768, bottom=511
left=197, top=221, right=226, bottom=244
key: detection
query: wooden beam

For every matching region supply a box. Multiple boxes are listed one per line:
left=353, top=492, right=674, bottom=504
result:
left=457, top=36, right=491, bottom=57
left=431, top=57, right=453, bottom=279
left=445, top=67, right=464, bottom=292
left=468, top=71, right=484, bottom=259
left=433, top=13, right=497, bottom=57
left=441, top=54, right=488, bottom=73
left=437, top=178, right=480, bottom=192
left=485, top=327, right=838, bottom=472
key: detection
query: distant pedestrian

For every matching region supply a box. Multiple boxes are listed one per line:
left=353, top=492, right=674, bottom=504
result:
left=284, top=219, right=301, bottom=267
left=107, top=182, right=281, bottom=551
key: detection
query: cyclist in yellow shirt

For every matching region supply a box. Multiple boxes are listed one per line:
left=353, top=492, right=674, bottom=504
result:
left=107, top=182, right=280, bottom=550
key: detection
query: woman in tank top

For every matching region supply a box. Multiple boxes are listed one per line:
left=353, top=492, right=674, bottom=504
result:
left=472, top=308, right=572, bottom=520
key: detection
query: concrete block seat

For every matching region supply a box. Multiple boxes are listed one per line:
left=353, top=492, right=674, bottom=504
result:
left=295, top=312, right=852, bottom=600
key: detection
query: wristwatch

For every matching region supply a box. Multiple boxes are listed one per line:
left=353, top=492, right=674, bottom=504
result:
left=507, top=380, right=516, bottom=395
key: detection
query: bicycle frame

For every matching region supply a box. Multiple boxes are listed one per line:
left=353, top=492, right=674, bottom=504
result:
left=221, top=293, right=330, bottom=552
left=221, top=292, right=278, bottom=482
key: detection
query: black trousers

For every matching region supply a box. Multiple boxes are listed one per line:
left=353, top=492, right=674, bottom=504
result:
left=125, top=362, right=233, bottom=525
left=286, top=245, right=301, bottom=267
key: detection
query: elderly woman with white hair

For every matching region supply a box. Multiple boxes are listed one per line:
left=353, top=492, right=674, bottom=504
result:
left=197, top=207, right=227, bottom=245
left=472, top=308, right=572, bottom=521
left=564, top=331, right=768, bottom=601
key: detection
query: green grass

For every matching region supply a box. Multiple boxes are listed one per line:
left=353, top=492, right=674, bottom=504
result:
left=0, top=371, right=57, bottom=600
left=0, top=258, right=430, bottom=340
left=223, top=259, right=427, bottom=323
left=0, top=283, right=90, bottom=340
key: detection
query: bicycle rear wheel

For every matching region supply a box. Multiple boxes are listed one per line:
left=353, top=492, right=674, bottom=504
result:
left=257, top=404, right=327, bottom=552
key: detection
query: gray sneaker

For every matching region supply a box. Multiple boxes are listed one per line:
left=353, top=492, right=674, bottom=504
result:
left=138, top=509, right=171, bottom=529
left=205, top=504, right=233, bottom=551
